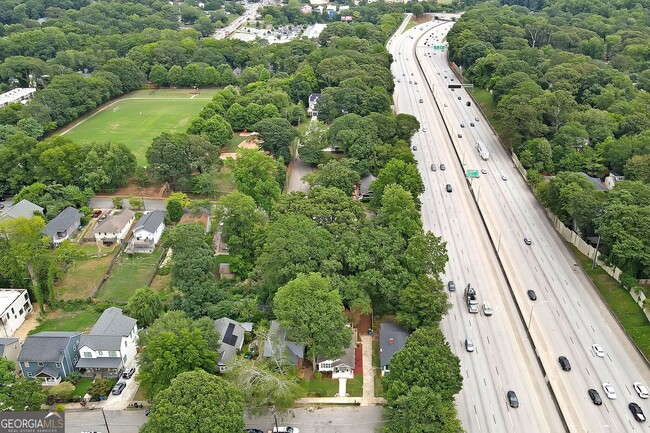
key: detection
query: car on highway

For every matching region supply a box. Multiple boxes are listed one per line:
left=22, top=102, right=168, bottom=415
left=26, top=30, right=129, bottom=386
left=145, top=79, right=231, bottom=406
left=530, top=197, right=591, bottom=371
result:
left=411, top=72, right=414, bottom=76
left=440, top=164, right=446, bottom=171
left=475, top=117, right=480, bottom=121
left=457, top=133, right=462, bottom=138
left=412, top=145, right=417, bottom=151
left=470, top=122, right=475, bottom=127
left=634, top=382, right=649, bottom=398
left=527, top=290, right=537, bottom=300
left=457, top=96, right=461, bottom=100
left=409, top=81, right=412, bottom=84
left=602, top=382, right=616, bottom=399
left=444, top=103, right=448, bottom=107
left=431, top=164, right=436, bottom=171
left=629, top=402, right=646, bottom=422
left=460, top=123, right=465, bottom=128
left=446, top=184, right=453, bottom=193
left=419, top=99, right=423, bottom=103
left=592, top=344, right=605, bottom=358
left=524, top=238, right=532, bottom=245
left=481, top=168, right=488, bottom=174
left=483, top=302, right=493, bottom=316
left=122, top=367, right=136, bottom=379
left=448, top=280, right=456, bottom=291
left=244, top=429, right=264, bottom=433
left=466, top=101, right=471, bottom=106
left=111, top=381, right=127, bottom=395
left=558, top=356, right=571, bottom=371
left=501, top=175, right=508, bottom=181
left=272, top=428, right=300, bottom=433
left=465, top=338, right=475, bottom=352
left=422, top=128, right=427, bottom=132
left=414, top=81, right=417, bottom=85
left=507, top=391, right=519, bottom=408
left=588, top=389, right=602, bottom=405
left=437, top=72, right=441, bottom=75
left=397, top=79, right=400, bottom=83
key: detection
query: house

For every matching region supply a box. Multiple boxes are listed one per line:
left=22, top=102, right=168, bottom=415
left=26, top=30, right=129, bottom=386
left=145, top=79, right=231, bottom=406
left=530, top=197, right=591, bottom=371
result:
left=76, top=307, right=138, bottom=378
left=315, top=5, right=324, bottom=14
left=0, top=337, right=21, bottom=374
left=359, top=174, right=377, bottom=200
left=0, top=200, right=43, bottom=224
left=214, top=317, right=247, bottom=372
left=0, top=289, right=33, bottom=338
left=263, top=320, right=306, bottom=368
left=307, top=93, right=321, bottom=117
left=301, top=4, right=313, bottom=13
left=605, top=172, right=624, bottom=190
left=93, top=209, right=135, bottom=246
left=339, top=5, right=350, bottom=11
left=126, top=210, right=165, bottom=254
left=326, top=4, right=337, bottom=16
left=218, top=262, right=234, bottom=280
left=0, top=88, right=36, bottom=109
left=379, top=322, right=409, bottom=376
left=46, top=207, right=83, bottom=245
left=578, top=172, right=607, bottom=191
left=18, top=332, right=81, bottom=385
left=316, top=327, right=356, bottom=379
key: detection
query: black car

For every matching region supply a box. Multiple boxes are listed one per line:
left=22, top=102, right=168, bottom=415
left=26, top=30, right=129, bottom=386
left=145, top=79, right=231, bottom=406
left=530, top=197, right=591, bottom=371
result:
left=558, top=356, right=571, bottom=371
left=446, top=184, right=453, bottom=193
left=440, top=164, right=446, bottom=171
left=527, top=290, right=537, bottom=301
left=448, top=281, right=456, bottom=292
left=122, top=367, right=136, bottom=379
left=507, top=391, right=519, bottom=408
left=111, top=381, right=127, bottom=395
left=629, top=402, right=646, bottom=422
left=588, top=389, right=602, bottom=405
left=244, top=430, right=265, bottom=433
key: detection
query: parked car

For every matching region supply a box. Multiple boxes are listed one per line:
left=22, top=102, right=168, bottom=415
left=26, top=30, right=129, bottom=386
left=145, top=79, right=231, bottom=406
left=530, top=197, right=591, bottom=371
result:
left=244, top=430, right=264, bottom=433
left=592, top=344, right=605, bottom=358
left=93, top=209, right=102, bottom=218
left=272, top=428, right=300, bottom=433
left=629, top=402, right=646, bottom=422
left=558, top=356, right=571, bottom=371
left=111, top=381, right=127, bottom=395
left=527, top=290, right=537, bottom=301
left=507, top=391, right=519, bottom=408
left=588, top=389, right=602, bottom=405
left=602, top=382, right=616, bottom=399
left=0, top=204, right=4, bottom=210
left=634, top=382, right=649, bottom=399
left=122, top=367, right=136, bottom=379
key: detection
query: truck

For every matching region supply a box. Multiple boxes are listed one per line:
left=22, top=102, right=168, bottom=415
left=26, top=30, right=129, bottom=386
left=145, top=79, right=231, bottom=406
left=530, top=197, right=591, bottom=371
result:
left=476, top=141, right=489, bottom=160
left=464, top=284, right=478, bottom=313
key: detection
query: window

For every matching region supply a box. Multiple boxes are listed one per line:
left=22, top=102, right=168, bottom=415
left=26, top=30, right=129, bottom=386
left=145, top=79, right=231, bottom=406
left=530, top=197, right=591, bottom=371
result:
left=98, top=351, right=103, bottom=356
left=73, top=356, right=78, bottom=364
left=83, top=352, right=92, bottom=358
left=24, top=293, right=28, bottom=301
left=109, top=351, right=118, bottom=357
left=124, top=340, right=127, bottom=347
left=27, top=372, right=32, bottom=377
left=24, top=362, right=30, bottom=368
left=18, top=308, right=23, bottom=315
left=37, top=362, right=44, bottom=367
left=55, top=363, right=61, bottom=368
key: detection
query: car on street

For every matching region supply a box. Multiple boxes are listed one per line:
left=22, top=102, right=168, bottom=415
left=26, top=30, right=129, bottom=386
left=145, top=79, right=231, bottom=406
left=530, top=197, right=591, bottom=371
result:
left=431, top=164, right=436, bottom=171
left=244, top=430, right=264, bottom=433
left=457, top=133, right=462, bottom=138
left=465, top=338, right=475, bottom=352
left=501, top=175, right=508, bottom=181
left=483, top=302, right=493, bottom=316
left=412, top=145, right=417, bottom=151
left=588, top=389, right=602, bottom=405
left=440, top=164, right=446, bottom=171
left=446, top=184, right=453, bottom=193
left=634, top=382, right=649, bottom=398
left=93, top=209, right=102, bottom=218
left=524, top=238, right=532, bottom=245
left=629, top=402, right=646, bottom=422
left=448, top=281, right=456, bottom=291
left=558, top=356, right=571, bottom=371
left=481, top=168, right=488, bottom=174
left=272, top=428, right=300, bottom=433
left=0, top=204, right=4, bottom=209
left=122, top=367, right=136, bottom=379
left=602, top=382, right=616, bottom=399
left=507, top=391, right=519, bottom=408
left=460, top=123, right=465, bottom=128
left=111, top=381, right=127, bottom=395
left=592, top=344, right=605, bottom=358
left=527, top=290, right=537, bottom=301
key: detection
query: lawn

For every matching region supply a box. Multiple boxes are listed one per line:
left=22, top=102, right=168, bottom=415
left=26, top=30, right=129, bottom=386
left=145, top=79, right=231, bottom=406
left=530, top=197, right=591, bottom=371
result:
left=57, top=254, right=114, bottom=300
left=30, top=308, right=101, bottom=335
left=210, top=166, right=236, bottom=197
left=62, top=89, right=217, bottom=165
left=224, top=133, right=250, bottom=152
left=73, top=378, right=94, bottom=397
left=372, top=338, right=383, bottom=397
left=568, top=244, right=650, bottom=360
left=97, top=249, right=164, bottom=302
left=300, top=376, right=363, bottom=397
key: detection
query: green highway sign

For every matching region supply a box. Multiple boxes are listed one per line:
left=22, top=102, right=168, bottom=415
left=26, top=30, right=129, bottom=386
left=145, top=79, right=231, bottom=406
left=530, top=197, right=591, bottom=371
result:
left=466, top=170, right=479, bottom=178
left=434, top=45, right=445, bottom=50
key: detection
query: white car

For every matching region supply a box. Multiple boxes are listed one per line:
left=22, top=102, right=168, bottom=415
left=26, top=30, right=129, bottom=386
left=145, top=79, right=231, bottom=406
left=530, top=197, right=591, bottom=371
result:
left=501, top=175, right=508, bottom=181
left=273, top=428, right=300, bottom=433
left=634, top=382, right=649, bottom=399
left=602, top=382, right=616, bottom=399
left=592, top=344, right=605, bottom=358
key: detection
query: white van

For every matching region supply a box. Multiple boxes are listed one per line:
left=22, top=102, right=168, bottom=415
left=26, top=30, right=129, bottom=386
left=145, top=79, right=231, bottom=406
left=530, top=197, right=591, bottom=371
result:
left=483, top=302, right=493, bottom=316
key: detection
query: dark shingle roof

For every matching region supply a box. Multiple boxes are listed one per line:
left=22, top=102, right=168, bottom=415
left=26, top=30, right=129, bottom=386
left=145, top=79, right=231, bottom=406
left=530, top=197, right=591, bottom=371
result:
left=263, top=321, right=306, bottom=365
left=80, top=335, right=122, bottom=351
left=75, top=357, right=123, bottom=369
left=89, top=307, right=136, bottom=337
left=133, top=211, right=165, bottom=234
left=46, top=207, right=83, bottom=237
left=18, top=332, right=80, bottom=363
left=380, top=322, right=409, bottom=367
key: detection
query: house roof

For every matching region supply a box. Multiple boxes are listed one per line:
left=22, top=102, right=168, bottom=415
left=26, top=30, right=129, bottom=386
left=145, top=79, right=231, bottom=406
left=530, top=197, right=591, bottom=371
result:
left=35, top=365, right=62, bottom=379
left=0, top=337, right=19, bottom=356
left=360, top=175, right=377, bottom=195
left=89, top=307, right=137, bottom=337
left=133, top=211, right=165, bottom=234
left=93, top=209, right=135, bottom=235
left=578, top=172, right=607, bottom=191
left=316, top=331, right=355, bottom=368
left=214, top=317, right=246, bottom=366
left=46, top=207, right=83, bottom=238
left=308, top=93, right=321, bottom=106
left=75, top=357, right=123, bottom=369
left=0, top=289, right=27, bottom=314
left=18, top=332, right=80, bottom=363
left=379, top=322, right=409, bottom=367
left=80, top=335, right=122, bottom=352
left=0, top=200, right=43, bottom=222
left=263, top=320, right=306, bottom=365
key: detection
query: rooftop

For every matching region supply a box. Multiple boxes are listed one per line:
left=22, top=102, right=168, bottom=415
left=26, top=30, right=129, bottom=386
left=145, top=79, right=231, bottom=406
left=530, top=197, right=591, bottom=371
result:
left=46, top=207, right=83, bottom=238
left=89, top=307, right=137, bottom=337
left=0, top=88, right=36, bottom=106
left=0, top=200, right=43, bottom=223
left=379, top=322, right=409, bottom=367
left=133, top=210, right=165, bottom=234
left=18, top=332, right=81, bottom=363
left=0, top=289, right=28, bottom=313
left=93, top=209, right=135, bottom=234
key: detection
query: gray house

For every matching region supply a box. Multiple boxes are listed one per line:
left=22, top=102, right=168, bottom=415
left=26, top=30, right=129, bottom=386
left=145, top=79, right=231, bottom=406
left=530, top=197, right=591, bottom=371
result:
left=0, top=337, right=21, bottom=374
left=18, top=332, right=81, bottom=385
left=46, top=206, right=83, bottom=245
left=316, top=332, right=356, bottom=379
left=214, top=317, right=247, bottom=373
left=0, top=199, right=43, bottom=224
left=126, top=210, right=165, bottom=254
left=263, top=320, right=306, bottom=368
left=379, top=322, right=409, bottom=376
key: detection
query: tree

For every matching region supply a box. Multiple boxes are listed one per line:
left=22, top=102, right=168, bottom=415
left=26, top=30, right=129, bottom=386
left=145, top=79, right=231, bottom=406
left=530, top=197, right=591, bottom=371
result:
left=383, top=327, right=462, bottom=402
left=149, top=64, right=168, bottom=87
left=273, top=273, right=352, bottom=367
left=146, top=133, right=218, bottom=187
left=252, top=117, right=297, bottom=161
left=129, top=196, right=144, bottom=210
left=112, top=197, right=124, bottom=209
left=624, top=154, right=650, bottom=184
left=298, top=121, right=329, bottom=166
left=384, top=386, right=464, bottom=433
left=396, top=276, right=449, bottom=331
left=192, top=115, right=233, bottom=147
left=305, top=159, right=360, bottom=196
left=0, top=377, right=47, bottom=411
left=166, top=200, right=184, bottom=223
left=403, top=232, right=449, bottom=277
left=376, top=184, right=422, bottom=241
left=226, top=149, right=281, bottom=214
left=140, top=370, right=245, bottom=433
left=126, top=287, right=163, bottom=328
left=371, top=159, right=425, bottom=209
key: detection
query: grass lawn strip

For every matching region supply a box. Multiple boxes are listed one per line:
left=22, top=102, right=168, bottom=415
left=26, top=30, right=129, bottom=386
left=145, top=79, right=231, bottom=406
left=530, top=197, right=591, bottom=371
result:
left=73, top=378, right=94, bottom=397
left=57, top=254, right=113, bottom=301
left=30, top=308, right=102, bottom=335
left=97, top=249, right=164, bottom=302
left=300, top=376, right=363, bottom=397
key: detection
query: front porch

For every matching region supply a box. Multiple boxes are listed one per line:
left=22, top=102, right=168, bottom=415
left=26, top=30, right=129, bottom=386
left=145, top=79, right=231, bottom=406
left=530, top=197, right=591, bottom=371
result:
left=76, top=357, right=123, bottom=379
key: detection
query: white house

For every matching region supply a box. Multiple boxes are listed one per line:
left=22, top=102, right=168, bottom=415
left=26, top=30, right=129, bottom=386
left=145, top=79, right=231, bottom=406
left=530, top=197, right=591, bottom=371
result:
left=316, top=327, right=356, bottom=379
left=605, top=172, right=625, bottom=190
left=76, top=307, right=138, bottom=378
left=0, top=289, right=33, bottom=338
left=126, top=210, right=165, bottom=254
left=301, top=4, right=313, bottom=13
left=0, top=88, right=36, bottom=109
left=46, top=207, right=83, bottom=245
left=93, top=209, right=135, bottom=246
left=307, top=93, right=321, bottom=117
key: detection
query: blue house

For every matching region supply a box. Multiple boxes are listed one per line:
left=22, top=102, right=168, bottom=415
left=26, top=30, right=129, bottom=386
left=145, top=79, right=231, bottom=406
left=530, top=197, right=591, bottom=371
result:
left=18, top=332, right=81, bottom=386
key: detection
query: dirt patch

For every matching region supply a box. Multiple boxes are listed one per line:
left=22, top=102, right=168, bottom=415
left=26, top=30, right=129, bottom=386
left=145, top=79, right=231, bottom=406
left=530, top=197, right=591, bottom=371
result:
left=220, top=152, right=238, bottom=160
left=13, top=305, right=41, bottom=342
left=239, top=139, right=259, bottom=149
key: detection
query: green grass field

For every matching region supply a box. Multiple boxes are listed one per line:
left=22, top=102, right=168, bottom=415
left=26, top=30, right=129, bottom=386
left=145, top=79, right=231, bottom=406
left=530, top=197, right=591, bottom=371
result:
left=97, top=249, right=163, bottom=302
left=31, top=308, right=102, bottom=335
left=63, top=89, right=217, bottom=165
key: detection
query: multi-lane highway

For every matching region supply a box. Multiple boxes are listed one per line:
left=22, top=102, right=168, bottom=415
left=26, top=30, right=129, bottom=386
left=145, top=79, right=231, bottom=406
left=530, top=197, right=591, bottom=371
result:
left=389, top=14, right=650, bottom=433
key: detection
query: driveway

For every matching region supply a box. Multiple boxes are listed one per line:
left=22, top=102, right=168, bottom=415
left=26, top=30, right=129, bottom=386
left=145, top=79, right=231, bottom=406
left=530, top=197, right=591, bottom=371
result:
left=98, top=365, right=142, bottom=410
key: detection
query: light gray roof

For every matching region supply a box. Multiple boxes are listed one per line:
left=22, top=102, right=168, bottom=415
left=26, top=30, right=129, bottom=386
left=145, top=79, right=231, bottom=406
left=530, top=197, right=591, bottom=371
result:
left=75, top=357, right=122, bottom=369
left=80, top=335, right=122, bottom=351
left=0, top=337, right=19, bottom=356
left=380, top=322, right=409, bottom=367
left=263, top=321, right=306, bottom=365
left=214, top=317, right=245, bottom=365
left=0, top=200, right=43, bottom=222
left=578, top=172, right=607, bottom=191
left=46, top=206, right=83, bottom=237
left=316, top=332, right=355, bottom=368
left=18, top=332, right=80, bottom=363
left=89, top=307, right=136, bottom=337
left=93, top=209, right=135, bottom=235
left=133, top=211, right=165, bottom=234
left=35, top=365, right=62, bottom=379
left=360, top=175, right=377, bottom=195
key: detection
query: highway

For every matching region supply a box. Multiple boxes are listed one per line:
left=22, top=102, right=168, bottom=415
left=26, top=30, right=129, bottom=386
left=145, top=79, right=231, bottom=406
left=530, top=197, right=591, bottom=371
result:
left=388, top=14, right=650, bottom=433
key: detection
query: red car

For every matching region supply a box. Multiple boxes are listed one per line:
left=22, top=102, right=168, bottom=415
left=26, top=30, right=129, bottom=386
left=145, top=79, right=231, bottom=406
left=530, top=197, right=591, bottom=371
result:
left=93, top=210, right=102, bottom=218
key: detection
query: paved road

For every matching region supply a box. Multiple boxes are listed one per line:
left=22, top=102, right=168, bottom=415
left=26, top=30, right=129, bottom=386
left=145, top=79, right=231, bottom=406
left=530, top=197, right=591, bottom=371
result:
left=90, top=197, right=166, bottom=211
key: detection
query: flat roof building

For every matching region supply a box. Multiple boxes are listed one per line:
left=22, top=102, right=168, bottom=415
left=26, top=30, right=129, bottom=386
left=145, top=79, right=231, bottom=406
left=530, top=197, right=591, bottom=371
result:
left=0, top=88, right=36, bottom=109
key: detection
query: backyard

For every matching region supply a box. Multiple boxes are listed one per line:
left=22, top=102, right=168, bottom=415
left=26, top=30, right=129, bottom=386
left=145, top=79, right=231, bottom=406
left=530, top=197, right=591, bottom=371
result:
left=97, top=249, right=164, bottom=303
left=30, top=307, right=101, bottom=335
left=57, top=252, right=114, bottom=300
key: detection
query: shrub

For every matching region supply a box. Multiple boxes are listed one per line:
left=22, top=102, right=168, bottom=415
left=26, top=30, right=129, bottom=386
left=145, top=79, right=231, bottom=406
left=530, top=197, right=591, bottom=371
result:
left=55, top=404, right=65, bottom=412
left=66, top=371, right=82, bottom=385
left=48, top=382, right=75, bottom=402
left=87, top=379, right=112, bottom=401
